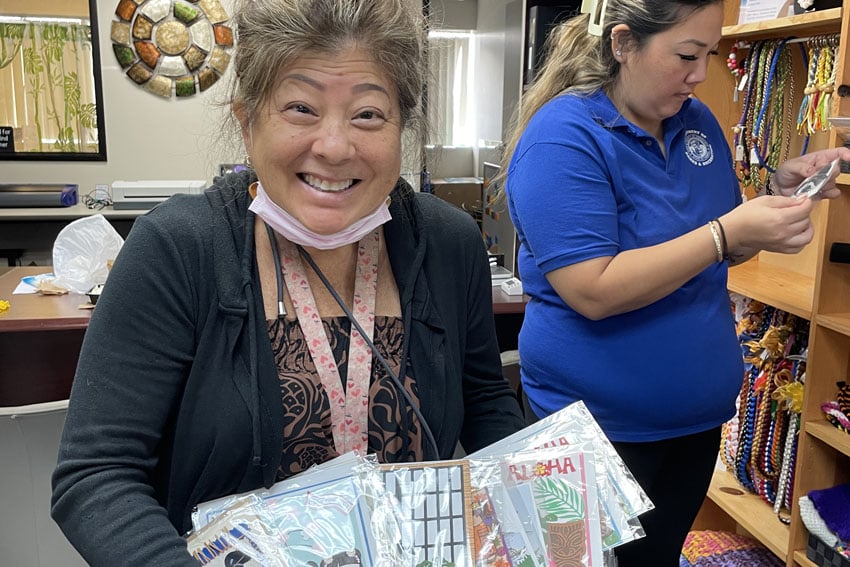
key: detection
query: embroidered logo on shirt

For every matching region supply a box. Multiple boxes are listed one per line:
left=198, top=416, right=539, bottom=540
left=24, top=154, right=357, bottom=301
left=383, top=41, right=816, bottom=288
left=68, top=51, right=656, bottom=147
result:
left=684, top=130, right=714, bottom=167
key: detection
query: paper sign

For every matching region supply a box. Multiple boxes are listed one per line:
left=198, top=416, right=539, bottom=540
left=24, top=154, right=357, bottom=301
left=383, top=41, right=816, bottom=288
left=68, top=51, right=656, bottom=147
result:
left=738, top=0, right=795, bottom=24
left=0, top=126, right=14, bottom=153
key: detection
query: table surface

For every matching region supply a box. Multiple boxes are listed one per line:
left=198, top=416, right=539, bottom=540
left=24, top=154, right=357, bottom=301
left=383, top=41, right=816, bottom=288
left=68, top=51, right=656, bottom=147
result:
left=0, top=203, right=142, bottom=221
left=491, top=286, right=528, bottom=314
left=0, top=267, right=527, bottom=333
left=0, top=267, right=93, bottom=332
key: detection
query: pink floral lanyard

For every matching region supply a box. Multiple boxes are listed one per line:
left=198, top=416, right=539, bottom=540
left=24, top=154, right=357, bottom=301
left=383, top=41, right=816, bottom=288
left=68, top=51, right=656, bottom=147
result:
left=277, top=229, right=380, bottom=455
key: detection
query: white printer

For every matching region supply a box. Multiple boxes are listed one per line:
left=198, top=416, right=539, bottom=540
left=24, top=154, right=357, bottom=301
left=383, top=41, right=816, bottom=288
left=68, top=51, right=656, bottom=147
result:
left=111, top=180, right=206, bottom=210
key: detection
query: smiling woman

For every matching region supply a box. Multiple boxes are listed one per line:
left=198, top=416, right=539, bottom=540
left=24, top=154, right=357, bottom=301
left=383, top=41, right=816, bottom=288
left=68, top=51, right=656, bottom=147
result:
left=0, top=0, right=106, bottom=160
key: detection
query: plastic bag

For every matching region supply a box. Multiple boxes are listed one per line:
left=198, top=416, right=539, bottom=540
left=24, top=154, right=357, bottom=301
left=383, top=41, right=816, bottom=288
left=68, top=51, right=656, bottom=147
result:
left=51, top=214, right=123, bottom=293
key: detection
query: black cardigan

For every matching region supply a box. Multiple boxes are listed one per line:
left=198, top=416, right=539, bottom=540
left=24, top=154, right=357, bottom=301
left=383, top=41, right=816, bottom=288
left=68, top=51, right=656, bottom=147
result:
left=51, top=172, right=525, bottom=565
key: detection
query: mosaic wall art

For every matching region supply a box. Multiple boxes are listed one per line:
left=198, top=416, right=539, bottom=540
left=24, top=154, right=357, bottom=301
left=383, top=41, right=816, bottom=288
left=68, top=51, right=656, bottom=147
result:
left=110, top=0, right=233, bottom=98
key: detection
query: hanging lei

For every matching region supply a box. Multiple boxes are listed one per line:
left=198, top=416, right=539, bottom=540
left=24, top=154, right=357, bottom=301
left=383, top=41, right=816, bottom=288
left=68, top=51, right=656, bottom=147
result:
left=797, top=38, right=820, bottom=137
left=732, top=300, right=775, bottom=491
left=772, top=354, right=805, bottom=523
left=765, top=46, right=795, bottom=174
left=751, top=39, right=795, bottom=180
left=737, top=38, right=810, bottom=194
left=813, top=39, right=835, bottom=132
left=747, top=312, right=808, bottom=506
left=734, top=40, right=764, bottom=193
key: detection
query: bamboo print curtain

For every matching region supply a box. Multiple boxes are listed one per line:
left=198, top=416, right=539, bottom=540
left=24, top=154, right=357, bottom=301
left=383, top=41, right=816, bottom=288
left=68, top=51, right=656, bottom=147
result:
left=0, top=22, right=98, bottom=153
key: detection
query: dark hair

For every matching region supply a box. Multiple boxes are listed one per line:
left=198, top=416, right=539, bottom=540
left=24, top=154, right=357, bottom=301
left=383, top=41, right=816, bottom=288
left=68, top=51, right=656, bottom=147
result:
left=501, top=0, right=722, bottom=178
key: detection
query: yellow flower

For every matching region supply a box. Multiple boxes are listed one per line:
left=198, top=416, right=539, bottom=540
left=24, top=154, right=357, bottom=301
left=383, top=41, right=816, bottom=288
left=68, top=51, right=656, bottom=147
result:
left=0, top=299, right=10, bottom=313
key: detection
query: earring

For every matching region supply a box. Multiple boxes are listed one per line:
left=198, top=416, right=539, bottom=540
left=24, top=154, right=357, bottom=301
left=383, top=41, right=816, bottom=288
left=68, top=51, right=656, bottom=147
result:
left=615, top=49, right=622, bottom=57
left=244, top=154, right=253, bottom=168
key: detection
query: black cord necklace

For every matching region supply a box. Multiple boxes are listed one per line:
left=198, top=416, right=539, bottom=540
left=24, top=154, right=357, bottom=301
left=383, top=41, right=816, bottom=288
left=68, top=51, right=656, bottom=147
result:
left=264, top=224, right=440, bottom=460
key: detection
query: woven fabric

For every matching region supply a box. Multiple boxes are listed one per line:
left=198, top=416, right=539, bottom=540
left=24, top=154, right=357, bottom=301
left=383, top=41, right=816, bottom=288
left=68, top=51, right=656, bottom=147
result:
left=809, top=484, right=850, bottom=541
left=800, top=495, right=841, bottom=548
left=679, top=530, right=784, bottom=567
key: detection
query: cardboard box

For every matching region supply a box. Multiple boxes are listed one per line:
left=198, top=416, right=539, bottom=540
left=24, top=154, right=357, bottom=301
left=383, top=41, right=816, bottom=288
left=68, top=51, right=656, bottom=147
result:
left=738, top=0, right=795, bottom=24
left=431, top=177, right=482, bottom=212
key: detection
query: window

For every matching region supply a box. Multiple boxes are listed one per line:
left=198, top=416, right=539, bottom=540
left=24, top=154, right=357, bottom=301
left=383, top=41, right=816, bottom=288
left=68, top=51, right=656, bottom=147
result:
left=427, top=30, right=476, bottom=147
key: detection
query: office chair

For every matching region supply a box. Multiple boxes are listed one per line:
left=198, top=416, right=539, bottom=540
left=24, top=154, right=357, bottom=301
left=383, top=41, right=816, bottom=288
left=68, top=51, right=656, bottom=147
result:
left=0, top=399, right=86, bottom=566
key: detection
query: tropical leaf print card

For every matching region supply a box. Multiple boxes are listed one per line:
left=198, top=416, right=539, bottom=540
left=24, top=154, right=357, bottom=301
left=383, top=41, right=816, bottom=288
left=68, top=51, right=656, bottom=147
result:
left=503, top=448, right=603, bottom=567
left=469, top=401, right=652, bottom=522
left=469, top=401, right=650, bottom=550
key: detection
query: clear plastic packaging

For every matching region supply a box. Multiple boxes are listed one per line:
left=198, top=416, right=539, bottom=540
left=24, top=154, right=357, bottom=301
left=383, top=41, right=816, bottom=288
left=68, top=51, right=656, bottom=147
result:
left=377, top=459, right=476, bottom=567
left=192, top=452, right=411, bottom=566
left=501, top=445, right=603, bottom=567
left=186, top=495, right=286, bottom=566
left=51, top=214, right=123, bottom=294
left=468, top=457, right=543, bottom=566
left=470, top=400, right=652, bottom=550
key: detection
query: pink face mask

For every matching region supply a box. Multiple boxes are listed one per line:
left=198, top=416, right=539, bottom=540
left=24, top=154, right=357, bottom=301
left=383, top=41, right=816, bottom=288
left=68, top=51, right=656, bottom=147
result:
left=248, top=181, right=392, bottom=250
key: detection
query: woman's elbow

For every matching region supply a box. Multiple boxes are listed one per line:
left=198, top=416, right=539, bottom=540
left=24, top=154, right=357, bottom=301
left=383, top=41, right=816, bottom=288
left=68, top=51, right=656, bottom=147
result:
left=559, top=294, right=617, bottom=321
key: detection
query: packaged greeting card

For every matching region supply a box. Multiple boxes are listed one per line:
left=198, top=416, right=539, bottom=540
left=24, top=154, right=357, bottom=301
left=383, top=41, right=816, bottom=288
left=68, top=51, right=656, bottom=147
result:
left=193, top=452, right=410, bottom=566
left=186, top=497, right=285, bottom=567
left=468, top=458, right=542, bottom=567
left=377, top=459, right=476, bottom=567
left=470, top=401, right=651, bottom=550
left=502, top=446, right=603, bottom=567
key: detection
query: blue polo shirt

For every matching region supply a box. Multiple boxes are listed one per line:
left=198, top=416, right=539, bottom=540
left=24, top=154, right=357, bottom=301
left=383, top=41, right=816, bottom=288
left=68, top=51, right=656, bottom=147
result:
left=506, top=91, right=744, bottom=442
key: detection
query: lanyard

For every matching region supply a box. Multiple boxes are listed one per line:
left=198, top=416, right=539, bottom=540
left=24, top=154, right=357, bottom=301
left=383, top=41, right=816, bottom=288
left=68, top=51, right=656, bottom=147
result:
left=278, top=229, right=380, bottom=455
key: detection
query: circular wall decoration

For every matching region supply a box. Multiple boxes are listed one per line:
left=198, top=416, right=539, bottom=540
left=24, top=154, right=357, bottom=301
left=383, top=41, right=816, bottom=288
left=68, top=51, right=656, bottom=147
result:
left=110, top=0, right=233, bottom=98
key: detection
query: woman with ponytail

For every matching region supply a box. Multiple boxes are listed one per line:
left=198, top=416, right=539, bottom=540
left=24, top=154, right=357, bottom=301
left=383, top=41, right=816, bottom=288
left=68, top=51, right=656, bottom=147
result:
left=503, top=1, right=849, bottom=564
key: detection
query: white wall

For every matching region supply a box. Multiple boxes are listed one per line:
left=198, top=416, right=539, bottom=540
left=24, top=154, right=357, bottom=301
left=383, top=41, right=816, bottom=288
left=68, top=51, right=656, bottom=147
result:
left=1, top=1, right=240, bottom=195
left=430, top=0, right=478, bottom=30
left=474, top=0, right=523, bottom=145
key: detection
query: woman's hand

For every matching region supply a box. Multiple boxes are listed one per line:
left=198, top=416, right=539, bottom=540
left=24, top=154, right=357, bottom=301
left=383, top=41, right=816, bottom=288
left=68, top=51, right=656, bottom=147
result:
left=770, top=147, right=850, bottom=199
left=721, top=195, right=816, bottom=257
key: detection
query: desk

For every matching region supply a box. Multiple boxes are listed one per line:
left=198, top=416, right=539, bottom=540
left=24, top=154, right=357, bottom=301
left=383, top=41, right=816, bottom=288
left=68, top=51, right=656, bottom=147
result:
left=0, top=267, right=92, bottom=406
left=0, top=205, right=141, bottom=265
left=492, top=287, right=528, bottom=353
left=0, top=268, right=529, bottom=406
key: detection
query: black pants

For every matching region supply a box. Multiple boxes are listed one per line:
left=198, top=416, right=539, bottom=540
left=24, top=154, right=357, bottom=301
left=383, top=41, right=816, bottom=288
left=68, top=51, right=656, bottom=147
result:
left=610, top=426, right=721, bottom=567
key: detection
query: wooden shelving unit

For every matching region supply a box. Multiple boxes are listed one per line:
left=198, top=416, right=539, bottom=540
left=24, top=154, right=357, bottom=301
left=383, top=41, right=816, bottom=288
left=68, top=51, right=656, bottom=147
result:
left=727, top=260, right=814, bottom=320
left=705, top=469, right=790, bottom=558
left=693, top=2, right=850, bottom=567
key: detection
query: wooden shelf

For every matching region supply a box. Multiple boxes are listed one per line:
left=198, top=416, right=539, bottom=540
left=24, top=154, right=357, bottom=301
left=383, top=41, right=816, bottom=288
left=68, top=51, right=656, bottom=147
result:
left=728, top=260, right=814, bottom=320
left=806, top=420, right=850, bottom=458
left=816, top=313, right=850, bottom=337
left=722, top=8, right=842, bottom=39
left=706, top=468, right=790, bottom=560
left=794, top=549, right=818, bottom=567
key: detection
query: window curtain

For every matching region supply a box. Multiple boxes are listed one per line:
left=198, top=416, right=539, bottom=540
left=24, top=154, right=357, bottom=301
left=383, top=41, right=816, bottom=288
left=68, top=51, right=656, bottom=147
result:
left=428, top=34, right=474, bottom=147
left=0, top=22, right=98, bottom=153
